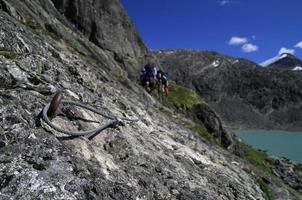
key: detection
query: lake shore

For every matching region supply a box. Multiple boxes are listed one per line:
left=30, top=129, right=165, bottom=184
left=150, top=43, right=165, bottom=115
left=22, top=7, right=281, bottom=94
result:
left=236, top=130, right=302, bottom=164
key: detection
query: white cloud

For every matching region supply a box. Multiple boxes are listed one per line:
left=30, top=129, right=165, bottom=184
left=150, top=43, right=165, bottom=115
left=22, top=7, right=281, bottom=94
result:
left=219, top=0, right=239, bottom=6
left=241, top=43, right=259, bottom=53
left=220, top=0, right=230, bottom=6
left=295, top=41, right=302, bottom=49
left=228, top=36, right=248, bottom=45
left=278, top=47, right=295, bottom=55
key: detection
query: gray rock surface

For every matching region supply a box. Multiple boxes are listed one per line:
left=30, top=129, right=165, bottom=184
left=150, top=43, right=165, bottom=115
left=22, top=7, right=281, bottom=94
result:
left=272, top=158, right=302, bottom=193
left=0, top=1, right=301, bottom=200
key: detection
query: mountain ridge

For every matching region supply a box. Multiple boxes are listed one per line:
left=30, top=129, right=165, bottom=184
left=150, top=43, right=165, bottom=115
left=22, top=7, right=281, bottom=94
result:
left=260, top=53, right=302, bottom=70
left=154, top=49, right=302, bottom=131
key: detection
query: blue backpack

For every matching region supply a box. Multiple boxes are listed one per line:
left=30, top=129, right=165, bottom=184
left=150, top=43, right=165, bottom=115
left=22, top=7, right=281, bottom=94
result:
left=144, top=64, right=157, bottom=77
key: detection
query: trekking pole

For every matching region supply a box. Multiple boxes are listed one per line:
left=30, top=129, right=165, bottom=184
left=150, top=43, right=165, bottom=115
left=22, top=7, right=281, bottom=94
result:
left=157, top=80, right=162, bottom=103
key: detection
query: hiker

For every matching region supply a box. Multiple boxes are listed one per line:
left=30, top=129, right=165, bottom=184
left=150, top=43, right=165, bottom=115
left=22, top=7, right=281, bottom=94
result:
left=156, top=70, right=169, bottom=96
left=141, top=63, right=157, bottom=93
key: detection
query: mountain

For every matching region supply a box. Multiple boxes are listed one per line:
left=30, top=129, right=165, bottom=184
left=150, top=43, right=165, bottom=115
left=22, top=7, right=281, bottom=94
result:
left=0, top=1, right=301, bottom=199
left=260, top=53, right=302, bottom=71
left=155, top=49, right=302, bottom=131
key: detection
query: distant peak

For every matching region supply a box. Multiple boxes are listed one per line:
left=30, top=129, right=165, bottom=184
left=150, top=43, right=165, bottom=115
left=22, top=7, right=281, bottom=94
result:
left=279, top=52, right=294, bottom=58
left=260, top=53, right=298, bottom=67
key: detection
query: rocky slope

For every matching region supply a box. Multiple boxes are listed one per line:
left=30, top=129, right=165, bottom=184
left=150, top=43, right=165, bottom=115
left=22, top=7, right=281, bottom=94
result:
left=155, top=49, right=302, bottom=130
left=0, top=0, right=301, bottom=199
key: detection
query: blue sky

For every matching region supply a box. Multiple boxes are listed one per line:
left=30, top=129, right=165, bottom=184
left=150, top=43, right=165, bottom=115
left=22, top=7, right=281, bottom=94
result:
left=120, top=0, right=302, bottom=64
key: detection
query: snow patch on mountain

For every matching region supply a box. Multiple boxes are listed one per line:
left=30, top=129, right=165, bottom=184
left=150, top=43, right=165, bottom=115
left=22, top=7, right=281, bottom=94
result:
left=232, top=59, right=239, bottom=65
left=292, top=66, right=302, bottom=71
left=259, top=54, right=288, bottom=67
left=212, top=60, right=220, bottom=67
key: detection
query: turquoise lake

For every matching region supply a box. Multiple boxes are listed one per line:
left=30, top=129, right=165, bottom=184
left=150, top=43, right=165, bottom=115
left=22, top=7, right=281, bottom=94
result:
left=236, top=130, right=302, bottom=164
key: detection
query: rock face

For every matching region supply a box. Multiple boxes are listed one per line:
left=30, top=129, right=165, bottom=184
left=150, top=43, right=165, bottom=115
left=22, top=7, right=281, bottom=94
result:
left=272, top=158, right=302, bottom=193
left=0, top=0, right=149, bottom=79
left=193, top=104, right=233, bottom=148
left=155, top=49, right=302, bottom=130
left=0, top=1, right=301, bottom=199
left=50, top=0, right=149, bottom=78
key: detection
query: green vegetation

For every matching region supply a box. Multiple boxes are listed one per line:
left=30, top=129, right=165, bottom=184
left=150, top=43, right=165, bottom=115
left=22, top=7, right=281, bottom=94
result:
left=25, top=20, right=43, bottom=30
left=25, top=18, right=84, bottom=58
left=239, top=141, right=302, bottom=199
left=64, top=42, right=84, bottom=56
left=159, top=83, right=219, bottom=146
left=168, top=83, right=206, bottom=109
left=44, top=29, right=61, bottom=41
left=239, top=144, right=280, bottom=200
left=159, top=107, right=173, bottom=118
left=0, top=50, right=17, bottom=59
left=58, top=22, right=70, bottom=34
left=25, top=20, right=60, bottom=40
left=186, top=122, right=219, bottom=145
left=238, top=141, right=273, bottom=174
left=28, top=22, right=83, bottom=56
left=256, top=178, right=274, bottom=200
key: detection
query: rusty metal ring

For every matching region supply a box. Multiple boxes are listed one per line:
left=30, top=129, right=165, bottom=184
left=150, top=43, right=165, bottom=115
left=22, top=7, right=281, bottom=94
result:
left=47, top=91, right=64, bottom=120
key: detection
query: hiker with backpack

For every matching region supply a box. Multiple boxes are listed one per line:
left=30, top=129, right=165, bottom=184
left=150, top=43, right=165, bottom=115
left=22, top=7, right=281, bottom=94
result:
left=156, top=70, right=169, bottom=96
left=140, top=63, right=157, bottom=93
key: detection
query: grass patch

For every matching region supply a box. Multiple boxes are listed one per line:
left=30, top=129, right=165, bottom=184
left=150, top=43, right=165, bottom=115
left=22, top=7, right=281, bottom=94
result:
left=26, top=20, right=83, bottom=57
left=65, top=43, right=81, bottom=55
left=159, top=107, right=173, bottom=118
left=161, top=83, right=219, bottom=146
left=187, top=122, right=219, bottom=145
left=0, top=50, right=17, bottom=59
left=238, top=141, right=273, bottom=174
left=44, top=30, right=61, bottom=41
left=26, top=20, right=43, bottom=30
left=24, top=20, right=61, bottom=41
left=256, top=178, right=274, bottom=200
left=240, top=142, right=302, bottom=200
left=58, top=22, right=70, bottom=34
left=168, top=83, right=206, bottom=109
